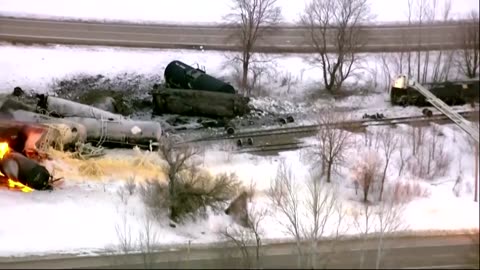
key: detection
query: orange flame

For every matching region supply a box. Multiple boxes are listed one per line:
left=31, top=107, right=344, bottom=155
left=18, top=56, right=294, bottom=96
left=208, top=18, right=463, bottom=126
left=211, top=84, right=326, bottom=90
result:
left=0, top=142, right=34, bottom=193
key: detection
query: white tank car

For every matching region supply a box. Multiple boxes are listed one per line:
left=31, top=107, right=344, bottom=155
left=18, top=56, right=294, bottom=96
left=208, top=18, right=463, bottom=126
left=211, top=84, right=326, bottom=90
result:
left=41, top=96, right=124, bottom=120
left=8, top=109, right=88, bottom=145
left=62, top=117, right=163, bottom=148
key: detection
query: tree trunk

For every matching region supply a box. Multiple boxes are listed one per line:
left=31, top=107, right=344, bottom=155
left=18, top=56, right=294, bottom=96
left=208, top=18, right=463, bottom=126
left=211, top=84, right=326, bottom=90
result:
left=152, top=88, right=251, bottom=119
left=326, top=161, right=333, bottom=183
left=363, top=186, right=369, bottom=202
left=375, top=232, right=384, bottom=269
left=379, top=161, right=389, bottom=201
left=242, top=61, right=249, bottom=96
left=168, top=173, right=177, bottom=222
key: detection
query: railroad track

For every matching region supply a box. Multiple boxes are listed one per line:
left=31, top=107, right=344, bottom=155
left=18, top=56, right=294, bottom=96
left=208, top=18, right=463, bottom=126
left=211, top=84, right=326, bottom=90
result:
left=182, top=109, right=478, bottom=145
left=234, top=111, right=479, bottom=153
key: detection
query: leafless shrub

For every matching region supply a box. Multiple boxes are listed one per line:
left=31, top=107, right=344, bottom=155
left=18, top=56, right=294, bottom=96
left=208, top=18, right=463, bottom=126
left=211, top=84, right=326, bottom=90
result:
left=223, top=0, right=282, bottom=95
left=278, top=71, right=299, bottom=95
left=268, top=160, right=345, bottom=268
left=377, top=53, right=394, bottom=92
left=139, top=170, right=242, bottom=224
left=462, top=118, right=479, bottom=201
left=396, top=135, right=409, bottom=177
left=373, top=191, right=408, bottom=269
left=157, top=136, right=200, bottom=222
left=353, top=186, right=408, bottom=269
left=115, top=213, right=133, bottom=255
left=114, top=188, right=134, bottom=255
left=307, top=111, right=354, bottom=183
left=389, top=181, right=430, bottom=203
left=137, top=215, right=158, bottom=269
left=351, top=150, right=383, bottom=203
left=352, top=203, right=374, bottom=269
left=220, top=203, right=269, bottom=269
left=410, top=126, right=425, bottom=157
left=377, top=128, right=399, bottom=201
left=407, top=125, right=452, bottom=180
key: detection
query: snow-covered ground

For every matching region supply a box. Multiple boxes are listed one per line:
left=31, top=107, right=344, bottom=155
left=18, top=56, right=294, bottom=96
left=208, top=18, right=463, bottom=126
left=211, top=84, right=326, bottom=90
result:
left=0, top=122, right=478, bottom=257
left=0, top=42, right=474, bottom=119
left=0, top=27, right=479, bottom=257
left=0, top=0, right=477, bottom=23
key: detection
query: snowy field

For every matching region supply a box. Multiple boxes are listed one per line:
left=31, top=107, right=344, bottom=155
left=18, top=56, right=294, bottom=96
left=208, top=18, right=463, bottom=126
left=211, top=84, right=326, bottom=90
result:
left=0, top=42, right=475, bottom=119
left=0, top=0, right=478, bottom=23
left=0, top=122, right=478, bottom=256
left=0, top=42, right=478, bottom=257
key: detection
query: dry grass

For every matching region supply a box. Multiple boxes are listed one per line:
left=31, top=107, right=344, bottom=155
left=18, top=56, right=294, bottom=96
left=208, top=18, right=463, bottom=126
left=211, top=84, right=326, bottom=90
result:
left=389, top=181, right=430, bottom=204
left=45, top=148, right=166, bottom=182
left=78, top=160, right=105, bottom=178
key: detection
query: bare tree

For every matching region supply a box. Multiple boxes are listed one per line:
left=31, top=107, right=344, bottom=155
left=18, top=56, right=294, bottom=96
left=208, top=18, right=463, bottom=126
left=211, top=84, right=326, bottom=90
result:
left=221, top=202, right=268, bottom=268
left=353, top=186, right=407, bottom=269
left=268, top=160, right=303, bottom=266
left=137, top=214, right=159, bottom=269
left=396, top=136, right=408, bottom=177
left=114, top=185, right=134, bottom=255
left=373, top=191, right=407, bottom=269
left=377, top=53, right=394, bottom=92
left=309, top=111, right=354, bottom=183
left=224, top=0, right=282, bottom=95
left=268, top=160, right=345, bottom=268
left=351, top=150, right=383, bottom=202
left=406, top=0, right=414, bottom=77
left=463, top=119, right=480, bottom=202
left=300, top=0, right=372, bottom=93
left=405, top=0, right=454, bottom=83
left=353, top=202, right=374, bottom=269
left=407, top=125, right=452, bottom=180
left=430, top=0, right=454, bottom=83
left=410, top=126, right=425, bottom=156
left=377, top=128, right=399, bottom=201
left=302, top=173, right=345, bottom=269
left=457, top=11, right=480, bottom=79
left=157, top=136, right=201, bottom=223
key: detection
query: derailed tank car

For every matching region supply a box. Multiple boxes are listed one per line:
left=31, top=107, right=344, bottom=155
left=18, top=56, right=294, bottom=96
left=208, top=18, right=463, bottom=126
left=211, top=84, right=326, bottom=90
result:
left=390, top=75, right=479, bottom=106
left=164, top=60, right=236, bottom=94
left=152, top=60, right=250, bottom=119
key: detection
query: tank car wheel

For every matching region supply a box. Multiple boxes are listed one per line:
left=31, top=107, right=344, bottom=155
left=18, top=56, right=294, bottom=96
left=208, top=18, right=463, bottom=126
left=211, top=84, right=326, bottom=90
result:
left=247, top=138, right=254, bottom=146
left=226, top=127, right=235, bottom=135
left=236, top=139, right=243, bottom=147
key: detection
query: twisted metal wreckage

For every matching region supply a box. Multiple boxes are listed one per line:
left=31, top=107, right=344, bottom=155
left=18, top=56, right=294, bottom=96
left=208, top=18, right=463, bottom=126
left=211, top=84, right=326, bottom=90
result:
left=0, top=92, right=164, bottom=192
left=0, top=60, right=252, bottom=192
left=1, top=60, right=477, bottom=193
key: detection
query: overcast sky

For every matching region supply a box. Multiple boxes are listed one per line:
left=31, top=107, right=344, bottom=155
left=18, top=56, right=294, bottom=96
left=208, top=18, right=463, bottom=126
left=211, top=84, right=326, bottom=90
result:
left=0, top=0, right=478, bottom=23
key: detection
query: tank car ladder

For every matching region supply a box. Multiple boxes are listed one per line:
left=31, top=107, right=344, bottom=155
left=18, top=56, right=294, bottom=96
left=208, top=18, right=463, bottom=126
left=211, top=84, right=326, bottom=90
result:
left=408, top=79, right=479, bottom=144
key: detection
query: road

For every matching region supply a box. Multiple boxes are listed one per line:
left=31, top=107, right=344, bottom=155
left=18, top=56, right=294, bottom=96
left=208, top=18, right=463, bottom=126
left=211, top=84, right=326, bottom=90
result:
left=0, top=16, right=478, bottom=53
left=0, top=233, right=478, bottom=269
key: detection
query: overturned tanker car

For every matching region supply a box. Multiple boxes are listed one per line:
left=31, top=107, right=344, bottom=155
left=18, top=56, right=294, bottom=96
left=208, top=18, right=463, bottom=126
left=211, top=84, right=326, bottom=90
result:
left=1, top=92, right=163, bottom=151
left=0, top=121, right=61, bottom=191
left=151, top=60, right=251, bottom=118
left=390, top=75, right=480, bottom=106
